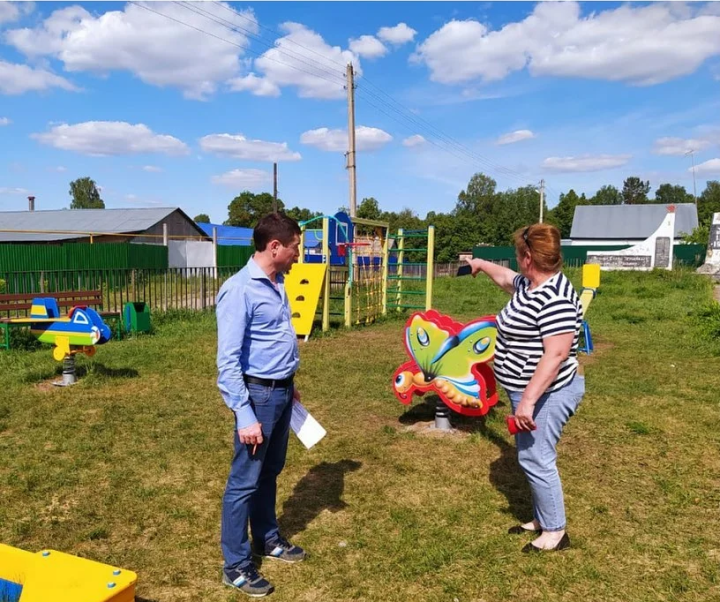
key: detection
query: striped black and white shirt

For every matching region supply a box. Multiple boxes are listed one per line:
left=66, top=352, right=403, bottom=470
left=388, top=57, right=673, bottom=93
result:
left=494, top=272, right=582, bottom=392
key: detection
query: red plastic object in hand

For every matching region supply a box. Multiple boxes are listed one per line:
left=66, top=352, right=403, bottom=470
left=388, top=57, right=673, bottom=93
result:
left=506, top=415, right=537, bottom=434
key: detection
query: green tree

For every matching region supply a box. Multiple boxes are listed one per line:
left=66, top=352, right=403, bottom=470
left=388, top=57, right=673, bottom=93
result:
left=225, top=191, right=284, bottom=227
left=680, top=224, right=709, bottom=245
left=590, top=184, right=623, bottom=205
left=550, top=189, right=588, bottom=238
left=69, top=177, right=104, bottom=209
left=454, top=173, right=498, bottom=246
left=654, top=183, right=694, bottom=205
left=357, top=197, right=382, bottom=221
left=194, top=213, right=210, bottom=223
left=285, top=206, right=322, bottom=224
left=494, top=185, right=543, bottom=245
left=698, top=181, right=720, bottom=228
left=429, top=212, right=463, bottom=263
left=622, top=177, right=651, bottom=205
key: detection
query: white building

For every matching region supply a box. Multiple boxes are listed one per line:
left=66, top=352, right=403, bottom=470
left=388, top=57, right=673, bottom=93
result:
left=569, top=203, right=698, bottom=246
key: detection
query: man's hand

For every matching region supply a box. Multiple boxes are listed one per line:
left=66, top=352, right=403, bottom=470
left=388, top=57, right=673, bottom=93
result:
left=293, top=386, right=301, bottom=402
left=238, top=421, right=263, bottom=446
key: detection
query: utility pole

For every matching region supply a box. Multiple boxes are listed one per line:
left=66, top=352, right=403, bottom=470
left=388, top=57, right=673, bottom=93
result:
left=685, top=149, right=697, bottom=206
left=346, top=62, right=357, bottom=218
left=539, top=179, right=545, bottom=223
left=273, top=162, right=278, bottom=213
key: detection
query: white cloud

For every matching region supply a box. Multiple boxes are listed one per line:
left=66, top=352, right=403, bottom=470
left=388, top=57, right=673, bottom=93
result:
left=211, top=168, right=271, bottom=189
left=0, top=117, right=10, bottom=126
left=300, top=126, right=393, bottom=152
left=652, top=136, right=715, bottom=156
left=0, top=60, right=78, bottom=95
left=32, top=121, right=190, bottom=157
left=227, top=73, right=280, bottom=97
left=5, top=2, right=258, bottom=100
left=496, top=129, right=535, bottom=145
left=199, top=133, right=301, bottom=162
left=142, top=165, right=163, bottom=173
left=48, top=166, right=67, bottom=172
left=377, top=23, right=417, bottom=45
left=0, top=187, right=30, bottom=195
left=693, top=158, right=720, bottom=176
left=0, top=1, right=34, bottom=25
left=413, top=2, right=720, bottom=86
left=402, top=134, right=427, bottom=148
left=349, top=35, right=387, bottom=59
left=235, top=23, right=359, bottom=99
left=542, top=154, right=631, bottom=173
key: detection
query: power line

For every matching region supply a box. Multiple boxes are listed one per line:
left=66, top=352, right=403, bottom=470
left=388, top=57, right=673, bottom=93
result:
left=208, top=0, right=545, bottom=190
left=142, top=1, right=558, bottom=197
left=212, top=1, right=350, bottom=72
left=131, top=2, right=345, bottom=92
left=175, top=1, right=346, bottom=88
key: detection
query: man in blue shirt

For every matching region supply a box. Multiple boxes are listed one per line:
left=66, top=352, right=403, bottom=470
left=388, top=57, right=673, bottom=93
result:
left=216, top=212, right=305, bottom=597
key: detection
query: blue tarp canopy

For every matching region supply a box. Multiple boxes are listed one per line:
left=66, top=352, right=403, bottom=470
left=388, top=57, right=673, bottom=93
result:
left=196, top=223, right=253, bottom=246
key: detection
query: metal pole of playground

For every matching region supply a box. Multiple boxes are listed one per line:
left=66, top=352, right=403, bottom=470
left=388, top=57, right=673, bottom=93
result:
left=322, top=217, right=331, bottom=332
left=381, top=229, right=389, bottom=316
left=344, top=244, right=353, bottom=328
left=426, top=225, right=435, bottom=310
left=396, top=228, right=404, bottom=311
left=298, top=227, right=305, bottom=264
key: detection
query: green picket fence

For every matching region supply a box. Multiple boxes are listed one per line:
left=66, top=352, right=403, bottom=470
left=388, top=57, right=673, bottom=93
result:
left=0, top=242, right=169, bottom=271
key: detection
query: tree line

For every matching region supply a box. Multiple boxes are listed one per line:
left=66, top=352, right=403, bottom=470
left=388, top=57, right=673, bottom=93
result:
left=67, top=174, right=720, bottom=263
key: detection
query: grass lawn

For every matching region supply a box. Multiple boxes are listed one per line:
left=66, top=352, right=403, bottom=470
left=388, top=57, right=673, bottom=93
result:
left=1, top=268, right=719, bottom=601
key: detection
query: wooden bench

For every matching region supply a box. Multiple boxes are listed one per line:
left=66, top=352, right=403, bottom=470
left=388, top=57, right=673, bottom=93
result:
left=0, top=290, right=122, bottom=350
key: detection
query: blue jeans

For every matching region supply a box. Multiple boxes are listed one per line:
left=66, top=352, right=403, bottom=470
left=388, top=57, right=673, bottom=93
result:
left=506, top=374, right=585, bottom=532
left=221, top=382, right=293, bottom=572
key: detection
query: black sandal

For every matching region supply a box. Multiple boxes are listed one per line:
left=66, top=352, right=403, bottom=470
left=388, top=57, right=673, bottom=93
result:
left=508, top=525, right=541, bottom=535
left=521, top=533, right=570, bottom=553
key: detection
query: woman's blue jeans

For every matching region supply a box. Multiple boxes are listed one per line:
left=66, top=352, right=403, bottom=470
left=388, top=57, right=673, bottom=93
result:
left=506, top=374, right=585, bottom=532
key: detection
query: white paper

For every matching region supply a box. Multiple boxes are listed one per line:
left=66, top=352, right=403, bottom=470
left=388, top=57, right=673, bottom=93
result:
left=290, top=400, right=327, bottom=449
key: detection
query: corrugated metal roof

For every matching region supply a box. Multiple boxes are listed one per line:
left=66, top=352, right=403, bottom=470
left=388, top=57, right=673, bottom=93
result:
left=570, top=203, right=698, bottom=239
left=0, top=207, right=194, bottom=242
left=196, top=223, right=254, bottom=246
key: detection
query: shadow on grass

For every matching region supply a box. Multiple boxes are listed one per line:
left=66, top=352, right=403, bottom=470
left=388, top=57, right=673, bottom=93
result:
left=397, top=394, right=506, bottom=434
left=278, top=459, right=362, bottom=541
left=53, top=362, right=139, bottom=379
left=476, top=420, right=533, bottom=524
left=135, top=597, right=160, bottom=602
left=398, top=395, right=532, bottom=523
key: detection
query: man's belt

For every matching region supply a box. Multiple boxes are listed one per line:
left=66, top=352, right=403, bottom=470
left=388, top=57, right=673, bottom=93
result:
left=244, top=374, right=294, bottom=388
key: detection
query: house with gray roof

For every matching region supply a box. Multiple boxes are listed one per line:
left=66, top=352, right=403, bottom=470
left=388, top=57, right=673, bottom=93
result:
left=0, top=207, right=208, bottom=244
left=569, top=203, right=698, bottom=246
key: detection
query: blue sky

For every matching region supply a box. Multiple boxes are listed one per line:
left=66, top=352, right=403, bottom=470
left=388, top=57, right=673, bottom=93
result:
left=1, top=1, right=719, bottom=223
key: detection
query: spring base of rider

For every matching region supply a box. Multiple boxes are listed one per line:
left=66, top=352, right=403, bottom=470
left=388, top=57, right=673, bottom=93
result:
left=53, top=354, right=77, bottom=387
left=433, top=397, right=452, bottom=431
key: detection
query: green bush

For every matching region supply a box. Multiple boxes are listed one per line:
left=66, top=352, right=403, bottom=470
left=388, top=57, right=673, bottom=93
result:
left=693, top=301, right=720, bottom=341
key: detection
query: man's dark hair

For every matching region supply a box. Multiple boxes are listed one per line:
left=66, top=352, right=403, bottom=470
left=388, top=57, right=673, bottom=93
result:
left=253, top=212, right=301, bottom=251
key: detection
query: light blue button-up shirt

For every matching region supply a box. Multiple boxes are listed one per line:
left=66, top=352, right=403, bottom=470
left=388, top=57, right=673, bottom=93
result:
left=216, top=257, right=300, bottom=429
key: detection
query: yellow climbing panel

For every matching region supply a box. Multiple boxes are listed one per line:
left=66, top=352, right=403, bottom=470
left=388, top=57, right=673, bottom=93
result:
left=0, top=543, right=137, bottom=602
left=285, top=263, right=328, bottom=338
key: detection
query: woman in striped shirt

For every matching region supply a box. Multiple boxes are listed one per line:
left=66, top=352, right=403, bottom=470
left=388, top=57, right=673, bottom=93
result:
left=467, top=223, right=585, bottom=553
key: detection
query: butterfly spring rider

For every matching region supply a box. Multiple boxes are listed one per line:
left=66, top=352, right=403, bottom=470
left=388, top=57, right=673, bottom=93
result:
left=392, top=310, right=499, bottom=430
